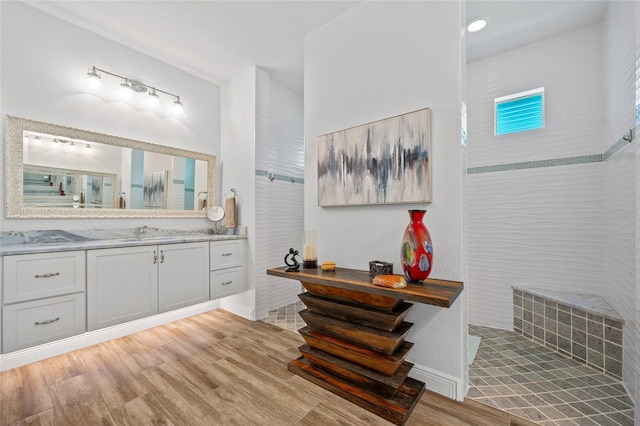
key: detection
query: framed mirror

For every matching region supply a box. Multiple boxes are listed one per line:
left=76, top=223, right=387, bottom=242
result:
left=5, top=115, right=216, bottom=218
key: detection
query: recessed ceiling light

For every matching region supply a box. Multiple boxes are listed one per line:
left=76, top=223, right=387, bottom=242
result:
left=467, top=17, right=489, bottom=33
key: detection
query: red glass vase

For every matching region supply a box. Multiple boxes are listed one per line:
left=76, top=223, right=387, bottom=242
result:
left=400, top=209, right=433, bottom=282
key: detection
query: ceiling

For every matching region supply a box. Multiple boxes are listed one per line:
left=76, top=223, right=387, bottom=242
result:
left=465, top=0, right=608, bottom=63
left=26, top=1, right=609, bottom=95
left=26, top=0, right=361, bottom=94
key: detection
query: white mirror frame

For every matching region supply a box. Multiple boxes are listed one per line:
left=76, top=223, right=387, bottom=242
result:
left=5, top=115, right=216, bottom=218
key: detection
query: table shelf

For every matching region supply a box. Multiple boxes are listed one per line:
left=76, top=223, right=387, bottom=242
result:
left=266, top=266, right=464, bottom=425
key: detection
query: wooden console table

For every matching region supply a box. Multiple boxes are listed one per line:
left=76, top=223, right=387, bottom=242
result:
left=266, top=266, right=463, bottom=425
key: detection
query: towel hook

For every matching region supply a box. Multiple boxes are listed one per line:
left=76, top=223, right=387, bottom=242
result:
left=230, top=188, right=237, bottom=196
left=622, top=129, right=634, bottom=143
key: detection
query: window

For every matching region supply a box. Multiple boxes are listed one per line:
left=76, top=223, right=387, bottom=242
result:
left=495, top=87, right=544, bottom=135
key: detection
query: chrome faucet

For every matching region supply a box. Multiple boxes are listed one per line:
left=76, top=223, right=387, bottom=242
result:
left=135, top=225, right=148, bottom=237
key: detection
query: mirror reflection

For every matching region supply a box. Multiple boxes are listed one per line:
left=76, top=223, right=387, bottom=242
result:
left=22, top=130, right=208, bottom=211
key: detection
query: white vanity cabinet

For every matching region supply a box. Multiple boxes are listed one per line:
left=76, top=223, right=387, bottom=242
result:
left=210, top=240, right=246, bottom=299
left=87, top=241, right=210, bottom=330
left=158, top=242, right=209, bottom=313
left=2, top=251, right=86, bottom=353
left=87, top=245, right=158, bottom=331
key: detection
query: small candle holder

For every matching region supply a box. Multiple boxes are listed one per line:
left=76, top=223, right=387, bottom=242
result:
left=303, top=230, right=317, bottom=269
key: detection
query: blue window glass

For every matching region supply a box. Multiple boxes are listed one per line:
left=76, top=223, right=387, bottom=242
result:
left=495, top=88, right=544, bottom=135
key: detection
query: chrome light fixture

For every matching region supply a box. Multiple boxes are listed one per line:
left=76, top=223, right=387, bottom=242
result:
left=172, top=96, right=184, bottom=116
left=87, top=66, right=101, bottom=80
left=86, top=66, right=184, bottom=114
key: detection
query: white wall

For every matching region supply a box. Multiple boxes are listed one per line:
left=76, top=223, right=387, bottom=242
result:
left=0, top=2, right=221, bottom=231
left=219, top=67, right=258, bottom=319
left=305, top=1, right=467, bottom=400
left=636, top=5, right=640, bottom=425
left=635, top=2, right=640, bottom=421
left=467, top=23, right=605, bottom=329
left=255, top=73, right=305, bottom=319
left=220, top=66, right=305, bottom=321
left=602, top=0, right=638, bottom=415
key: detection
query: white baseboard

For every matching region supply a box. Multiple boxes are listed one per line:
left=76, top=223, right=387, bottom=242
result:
left=220, top=299, right=255, bottom=320
left=0, top=300, right=220, bottom=372
left=409, top=363, right=466, bottom=401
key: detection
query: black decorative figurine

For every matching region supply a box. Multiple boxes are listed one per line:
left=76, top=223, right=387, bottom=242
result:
left=284, top=248, right=300, bottom=272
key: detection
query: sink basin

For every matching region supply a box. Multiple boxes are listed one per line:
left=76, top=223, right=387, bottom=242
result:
left=135, top=235, right=172, bottom=241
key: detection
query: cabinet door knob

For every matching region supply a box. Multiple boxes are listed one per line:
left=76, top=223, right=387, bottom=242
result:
left=34, top=272, right=60, bottom=278
left=153, top=250, right=158, bottom=264
left=35, top=317, right=60, bottom=325
left=160, top=250, right=165, bottom=263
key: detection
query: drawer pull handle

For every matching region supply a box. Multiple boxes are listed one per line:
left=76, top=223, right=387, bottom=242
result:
left=34, top=272, right=60, bottom=279
left=35, top=317, right=60, bottom=326
left=160, top=250, right=165, bottom=263
left=221, top=253, right=233, bottom=257
left=221, top=281, right=233, bottom=285
left=153, top=250, right=158, bottom=264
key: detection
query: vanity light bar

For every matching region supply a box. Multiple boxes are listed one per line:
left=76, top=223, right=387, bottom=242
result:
left=86, top=66, right=183, bottom=108
left=51, top=138, right=88, bottom=149
left=27, top=131, right=92, bottom=149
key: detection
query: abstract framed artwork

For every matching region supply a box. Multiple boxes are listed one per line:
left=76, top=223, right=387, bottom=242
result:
left=89, top=175, right=103, bottom=205
left=317, top=108, right=431, bottom=207
left=143, top=170, right=168, bottom=209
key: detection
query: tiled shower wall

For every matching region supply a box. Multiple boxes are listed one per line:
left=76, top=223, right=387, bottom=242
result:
left=467, top=22, right=605, bottom=330
left=254, top=71, right=305, bottom=320
left=467, top=4, right=639, bottom=419
left=602, top=0, right=639, bottom=418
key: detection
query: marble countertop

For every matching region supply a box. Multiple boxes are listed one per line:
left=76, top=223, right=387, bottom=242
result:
left=0, top=226, right=247, bottom=256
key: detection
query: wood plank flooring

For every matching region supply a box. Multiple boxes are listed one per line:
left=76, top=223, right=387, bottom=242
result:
left=0, top=309, right=537, bottom=426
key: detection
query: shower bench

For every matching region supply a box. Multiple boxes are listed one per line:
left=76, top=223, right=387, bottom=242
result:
left=512, top=286, right=623, bottom=379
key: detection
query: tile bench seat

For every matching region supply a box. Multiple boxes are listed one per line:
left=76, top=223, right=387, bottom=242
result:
left=512, top=286, right=623, bottom=379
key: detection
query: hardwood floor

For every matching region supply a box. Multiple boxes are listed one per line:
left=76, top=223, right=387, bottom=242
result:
left=0, top=309, right=537, bottom=426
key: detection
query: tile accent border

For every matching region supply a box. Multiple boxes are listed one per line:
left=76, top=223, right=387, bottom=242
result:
left=603, top=132, right=633, bottom=160
left=468, top=132, right=634, bottom=175
left=467, top=155, right=602, bottom=174
left=513, top=288, right=624, bottom=379
left=255, top=169, right=304, bottom=184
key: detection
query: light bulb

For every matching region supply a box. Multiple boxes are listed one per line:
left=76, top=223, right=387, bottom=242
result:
left=148, top=88, right=160, bottom=108
left=85, top=66, right=102, bottom=89
left=467, top=18, right=489, bottom=33
left=87, top=66, right=101, bottom=80
left=118, top=78, right=133, bottom=100
left=171, top=96, right=184, bottom=116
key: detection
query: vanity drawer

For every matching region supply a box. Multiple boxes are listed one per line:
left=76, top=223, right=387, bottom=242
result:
left=210, top=267, right=244, bottom=299
left=210, top=240, right=243, bottom=270
left=3, top=251, right=86, bottom=304
left=2, top=293, right=86, bottom=353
